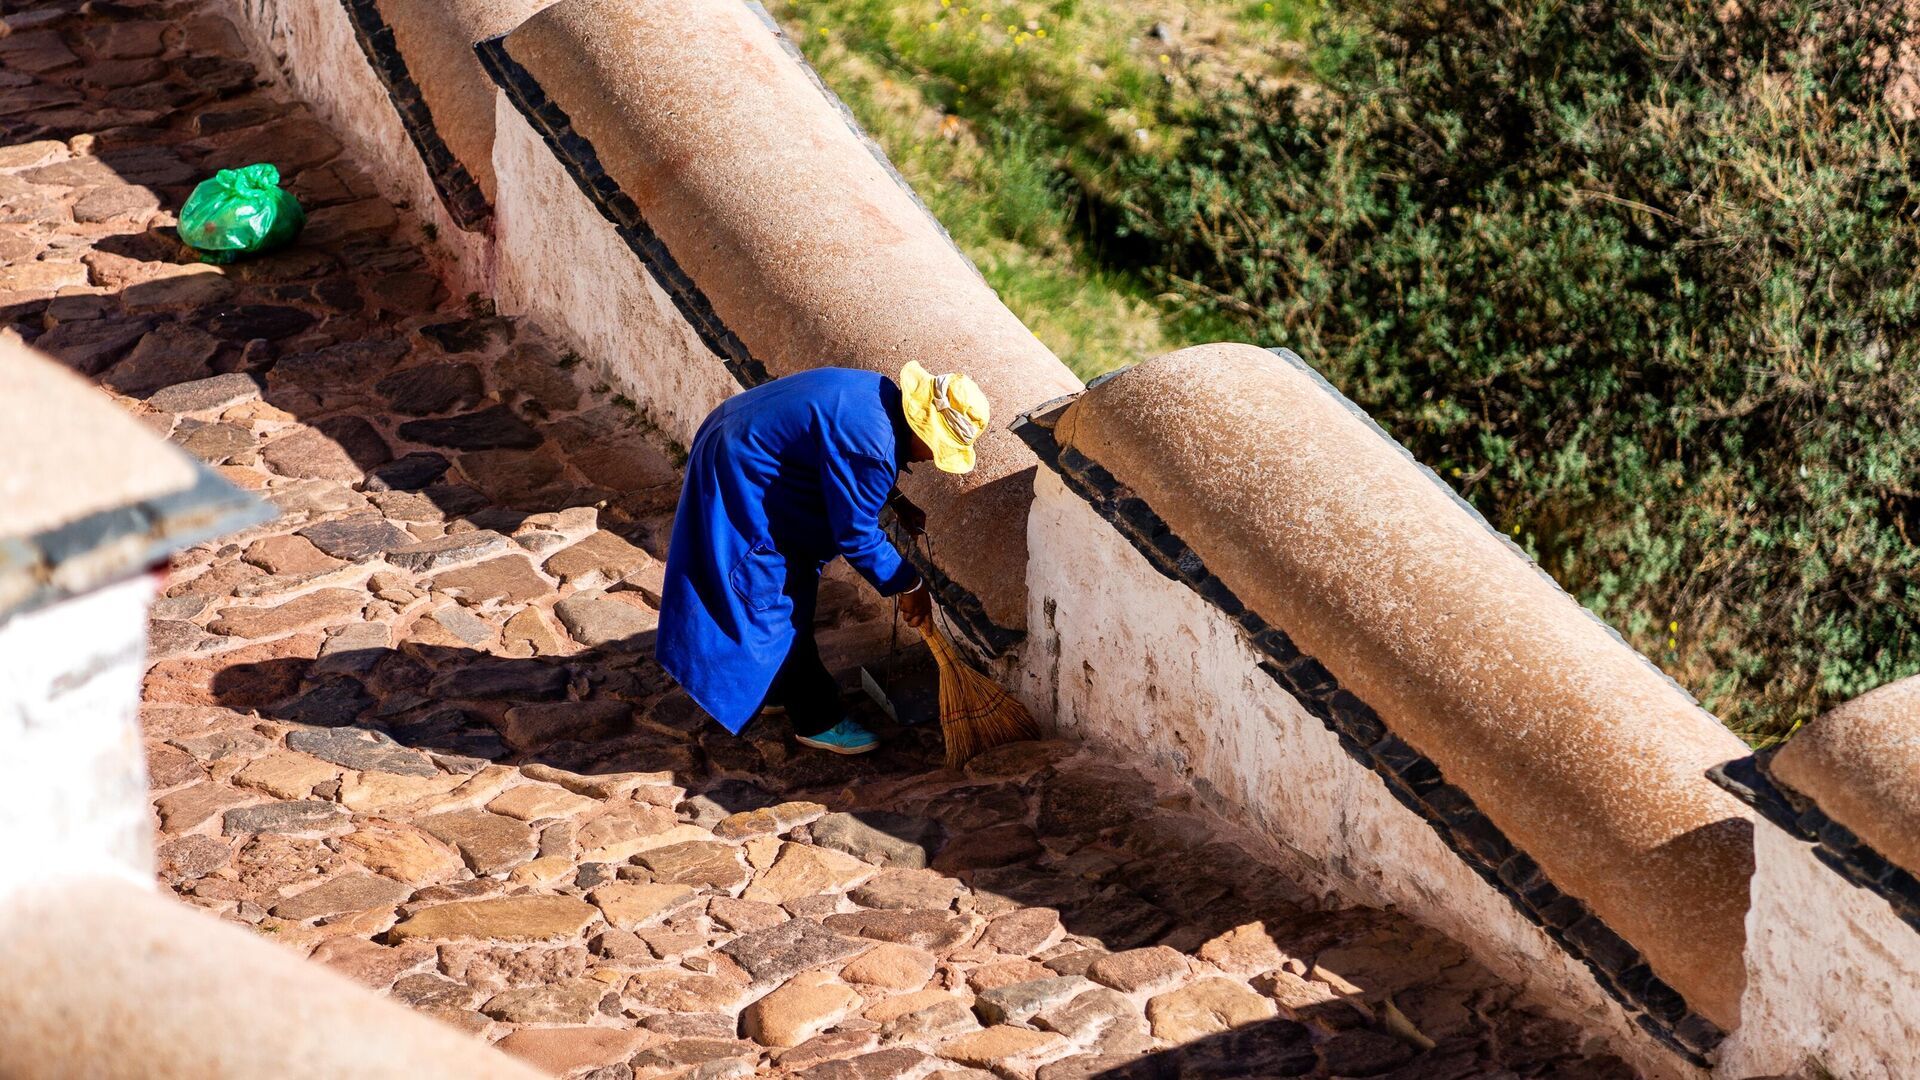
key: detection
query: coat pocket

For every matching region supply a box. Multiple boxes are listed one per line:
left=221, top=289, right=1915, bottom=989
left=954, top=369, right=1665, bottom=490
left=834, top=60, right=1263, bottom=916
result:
left=728, top=541, right=787, bottom=613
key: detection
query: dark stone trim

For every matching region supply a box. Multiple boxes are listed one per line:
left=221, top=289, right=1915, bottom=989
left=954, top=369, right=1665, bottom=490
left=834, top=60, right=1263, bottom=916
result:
left=1014, top=368, right=1723, bottom=1065
left=1711, top=753, right=1920, bottom=934
left=0, top=464, right=271, bottom=624
left=336, top=0, right=492, bottom=231
left=474, top=33, right=1018, bottom=656
left=474, top=33, right=768, bottom=389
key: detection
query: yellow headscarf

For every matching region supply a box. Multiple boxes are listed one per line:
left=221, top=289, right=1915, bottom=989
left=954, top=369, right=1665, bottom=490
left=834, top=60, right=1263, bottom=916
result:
left=900, top=361, right=990, bottom=474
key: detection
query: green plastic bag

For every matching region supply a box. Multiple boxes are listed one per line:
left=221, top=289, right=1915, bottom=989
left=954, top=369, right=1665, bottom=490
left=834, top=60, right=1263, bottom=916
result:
left=179, top=163, right=305, bottom=263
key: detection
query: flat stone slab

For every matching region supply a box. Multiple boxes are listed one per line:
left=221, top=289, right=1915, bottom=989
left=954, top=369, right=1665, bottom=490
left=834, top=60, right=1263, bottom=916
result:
left=590, top=882, right=698, bottom=930
left=271, top=871, right=412, bottom=921
left=419, top=810, right=538, bottom=875
left=206, top=589, right=365, bottom=639
left=553, top=589, right=657, bottom=648
left=719, top=918, right=868, bottom=985
left=387, top=530, right=515, bottom=572
left=365, top=452, right=451, bottom=492
left=286, top=727, right=437, bottom=777
left=974, top=976, right=1094, bottom=1026
left=388, top=895, right=599, bottom=941
left=544, top=529, right=653, bottom=588
left=812, top=811, right=941, bottom=869
left=222, top=800, right=347, bottom=836
left=296, top=516, right=415, bottom=560
left=432, top=556, right=550, bottom=606
left=396, top=405, right=542, bottom=450
left=144, top=371, right=262, bottom=413
left=376, top=362, right=485, bottom=416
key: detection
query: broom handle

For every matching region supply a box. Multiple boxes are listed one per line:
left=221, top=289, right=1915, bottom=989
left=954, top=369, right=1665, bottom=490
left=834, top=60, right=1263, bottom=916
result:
left=917, top=622, right=956, bottom=667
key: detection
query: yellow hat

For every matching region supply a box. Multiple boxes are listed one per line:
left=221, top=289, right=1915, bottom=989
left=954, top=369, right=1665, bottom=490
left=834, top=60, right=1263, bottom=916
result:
left=900, top=361, right=990, bottom=475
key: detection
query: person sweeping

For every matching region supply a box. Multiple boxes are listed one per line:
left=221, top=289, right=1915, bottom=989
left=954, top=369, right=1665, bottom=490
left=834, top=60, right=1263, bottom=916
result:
left=655, top=362, right=988, bottom=755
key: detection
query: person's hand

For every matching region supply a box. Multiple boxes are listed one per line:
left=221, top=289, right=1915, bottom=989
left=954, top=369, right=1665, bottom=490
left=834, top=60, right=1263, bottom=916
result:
left=892, top=498, right=927, bottom=537
left=899, top=581, right=932, bottom=629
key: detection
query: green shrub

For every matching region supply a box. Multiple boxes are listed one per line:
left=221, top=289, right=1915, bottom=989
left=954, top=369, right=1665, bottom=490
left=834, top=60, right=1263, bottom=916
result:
left=1109, top=0, right=1920, bottom=738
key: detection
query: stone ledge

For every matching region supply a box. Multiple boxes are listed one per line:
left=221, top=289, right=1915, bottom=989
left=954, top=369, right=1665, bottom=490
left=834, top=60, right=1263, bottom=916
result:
left=1, top=342, right=269, bottom=622
left=2, top=466, right=271, bottom=623
left=1016, top=349, right=1735, bottom=1063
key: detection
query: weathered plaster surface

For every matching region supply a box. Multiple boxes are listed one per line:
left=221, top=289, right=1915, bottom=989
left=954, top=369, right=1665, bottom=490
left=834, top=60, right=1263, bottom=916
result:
left=1021, top=470, right=1697, bottom=1080
left=490, top=99, right=738, bottom=448
left=223, top=0, right=492, bottom=295
left=0, top=575, right=157, bottom=897
left=1718, top=824, right=1920, bottom=1079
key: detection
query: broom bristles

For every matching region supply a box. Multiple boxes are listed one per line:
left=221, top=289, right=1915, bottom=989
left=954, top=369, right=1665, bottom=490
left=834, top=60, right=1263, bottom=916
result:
left=921, top=623, right=1041, bottom=769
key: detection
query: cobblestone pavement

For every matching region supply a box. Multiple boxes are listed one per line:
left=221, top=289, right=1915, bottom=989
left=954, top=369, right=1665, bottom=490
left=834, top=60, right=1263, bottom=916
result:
left=2, top=2, right=1634, bottom=1078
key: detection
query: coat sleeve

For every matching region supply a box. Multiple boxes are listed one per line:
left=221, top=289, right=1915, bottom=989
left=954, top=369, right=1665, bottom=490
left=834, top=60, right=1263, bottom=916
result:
left=821, top=449, right=921, bottom=595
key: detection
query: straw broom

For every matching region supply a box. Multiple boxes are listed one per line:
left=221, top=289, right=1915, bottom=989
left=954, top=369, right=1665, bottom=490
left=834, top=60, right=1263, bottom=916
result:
left=919, top=621, right=1040, bottom=768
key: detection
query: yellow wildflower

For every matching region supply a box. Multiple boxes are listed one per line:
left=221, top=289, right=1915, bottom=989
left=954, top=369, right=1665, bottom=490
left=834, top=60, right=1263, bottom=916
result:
left=1157, top=53, right=1171, bottom=64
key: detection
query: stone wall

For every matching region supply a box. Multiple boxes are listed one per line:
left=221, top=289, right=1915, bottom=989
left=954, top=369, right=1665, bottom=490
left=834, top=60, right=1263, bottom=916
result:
left=222, top=0, right=1080, bottom=654
left=226, top=0, right=496, bottom=298
left=1020, top=469, right=1695, bottom=1080
left=1713, top=815, right=1920, bottom=1078
left=1015, top=345, right=1764, bottom=1076
left=0, top=340, right=267, bottom=898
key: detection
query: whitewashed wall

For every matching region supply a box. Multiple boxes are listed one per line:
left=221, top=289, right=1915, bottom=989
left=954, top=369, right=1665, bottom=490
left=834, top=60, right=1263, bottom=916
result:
left=0, top=575, right=159, bottom=897
left=489, top=102, right=739, bottom=448
left=1018, top=469, right=1695, bottom=1080
left=1717, top=824, right=1920, bottom=1079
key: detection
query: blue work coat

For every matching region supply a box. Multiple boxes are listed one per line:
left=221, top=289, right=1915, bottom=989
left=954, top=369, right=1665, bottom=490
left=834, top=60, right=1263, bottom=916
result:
left=656, top=368, right=921, bottom=733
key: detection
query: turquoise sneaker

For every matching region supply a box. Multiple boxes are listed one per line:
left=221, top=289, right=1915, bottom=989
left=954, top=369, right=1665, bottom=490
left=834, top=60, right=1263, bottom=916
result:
left=795, top=719, right=880, bottom=755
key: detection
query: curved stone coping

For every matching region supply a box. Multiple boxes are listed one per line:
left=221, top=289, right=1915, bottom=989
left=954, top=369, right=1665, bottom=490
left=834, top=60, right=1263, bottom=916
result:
left=0, top=878, right=546, bottom=1080
left=1020, top=343, right=1754, bottom=1037
left=1711, top=676, right=1920, bottom=934
left=1772, top=676, right=1920, bottom=876
left=338, top=0, right=552, bottom=229
left=477, top=0, right=1080, bottom=650
left=1, top=342, right=269, bottom=621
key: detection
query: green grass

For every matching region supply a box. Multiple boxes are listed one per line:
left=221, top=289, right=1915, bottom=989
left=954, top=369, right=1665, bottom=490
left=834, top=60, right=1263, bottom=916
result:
left=766, top=0, right=1313, bottom=377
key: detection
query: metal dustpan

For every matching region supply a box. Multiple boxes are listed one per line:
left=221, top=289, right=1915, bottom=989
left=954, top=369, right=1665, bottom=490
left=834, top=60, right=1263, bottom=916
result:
left=858, top=639, right=940, bottom=727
